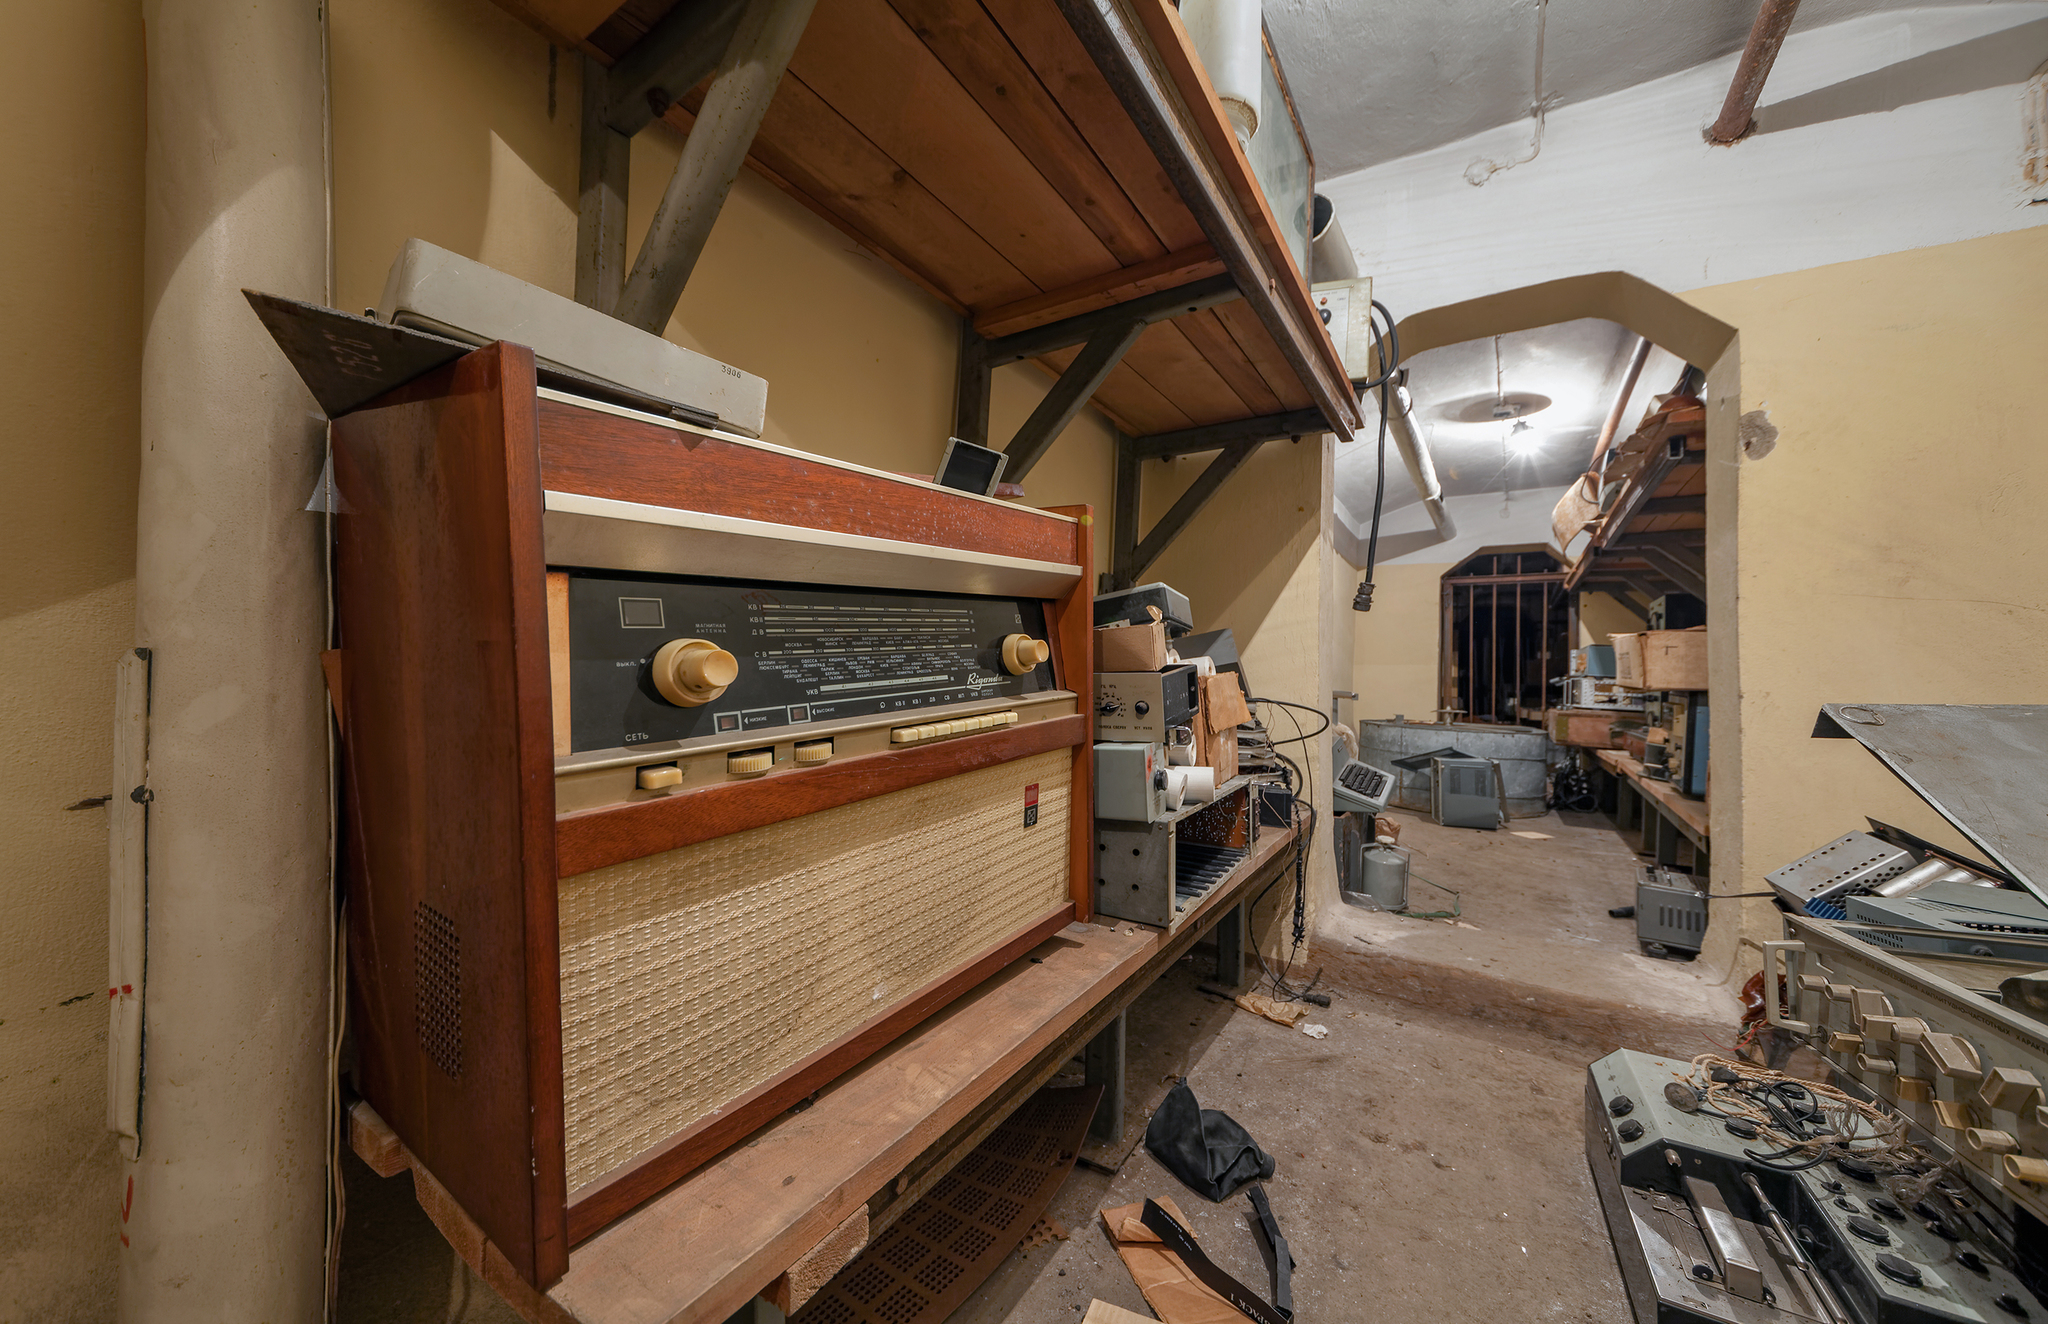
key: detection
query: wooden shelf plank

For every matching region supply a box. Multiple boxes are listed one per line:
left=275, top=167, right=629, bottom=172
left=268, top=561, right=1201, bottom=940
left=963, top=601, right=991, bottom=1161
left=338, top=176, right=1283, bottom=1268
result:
left=1119, top=319, right=1252, bottom=426
left=1595, top=748, right=1709, bottom=842
left=790, top=0, right=1120, bottom=291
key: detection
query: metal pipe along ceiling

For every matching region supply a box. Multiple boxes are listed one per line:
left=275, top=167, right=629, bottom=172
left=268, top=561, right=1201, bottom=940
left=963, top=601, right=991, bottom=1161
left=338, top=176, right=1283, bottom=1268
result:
left=1388, top=381, right=1458, bottom=540
left=1708, top=0, right=1804, bottom=144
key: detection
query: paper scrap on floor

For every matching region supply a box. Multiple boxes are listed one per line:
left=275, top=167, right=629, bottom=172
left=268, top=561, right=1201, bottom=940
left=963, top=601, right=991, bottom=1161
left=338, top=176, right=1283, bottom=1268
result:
left=1083, top=1301, right=1160, bottom=1324
left=1236, top=993, right=1306, bottom=1027
left=1299, top=1023, right=1328, bottom=1039
left=1100, top=1197, right=1239, bottom=1324
left=1511, top=830, right=1553, bottom=840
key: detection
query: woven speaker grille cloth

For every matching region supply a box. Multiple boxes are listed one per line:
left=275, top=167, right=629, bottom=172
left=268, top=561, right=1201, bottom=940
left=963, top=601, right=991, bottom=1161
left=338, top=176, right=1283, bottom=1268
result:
left=559, top=749, right=1072, bottom=1191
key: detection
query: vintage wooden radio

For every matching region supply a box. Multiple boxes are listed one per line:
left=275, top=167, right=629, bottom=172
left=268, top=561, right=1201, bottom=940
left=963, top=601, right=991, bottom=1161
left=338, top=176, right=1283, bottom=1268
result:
left=329, top=343, right=1092, bottom=1287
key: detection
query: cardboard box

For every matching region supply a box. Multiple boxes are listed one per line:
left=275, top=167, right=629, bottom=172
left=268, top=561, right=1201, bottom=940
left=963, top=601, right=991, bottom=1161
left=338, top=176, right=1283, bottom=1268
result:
left=1613, top=626, right=1708, bottom=692
left=1547, top=707, right=1628, bottom=750
left=1200, top=672, right=1251, bottom=730
left=1093, top=610, right=1168, bottom=672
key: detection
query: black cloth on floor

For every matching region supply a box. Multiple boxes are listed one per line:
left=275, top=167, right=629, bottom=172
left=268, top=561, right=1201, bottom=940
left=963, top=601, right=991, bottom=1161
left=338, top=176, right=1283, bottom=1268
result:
left=1144, top=1079, right=1276, bottom=1202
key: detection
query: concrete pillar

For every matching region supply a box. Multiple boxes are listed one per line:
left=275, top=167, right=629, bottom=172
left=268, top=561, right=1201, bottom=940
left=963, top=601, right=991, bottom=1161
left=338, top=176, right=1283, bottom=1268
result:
left=124, top=1, right=330, bottom=1319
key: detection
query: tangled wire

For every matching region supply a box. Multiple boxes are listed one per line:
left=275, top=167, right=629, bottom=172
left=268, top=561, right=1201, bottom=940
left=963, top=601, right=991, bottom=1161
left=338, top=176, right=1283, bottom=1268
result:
left=1682, top=1054, right=1939, bottom=1184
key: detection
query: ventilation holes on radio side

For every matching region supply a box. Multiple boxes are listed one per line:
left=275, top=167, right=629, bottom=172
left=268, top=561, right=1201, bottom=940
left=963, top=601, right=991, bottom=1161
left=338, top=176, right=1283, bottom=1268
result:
left=414, top=901, right=462, bottom=1080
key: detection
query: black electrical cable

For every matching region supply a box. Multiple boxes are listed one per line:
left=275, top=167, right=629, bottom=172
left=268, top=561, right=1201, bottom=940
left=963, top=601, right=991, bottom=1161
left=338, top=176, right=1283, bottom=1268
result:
left=1248, top=697, right=1331, bottom=745
left=1354, top=299, right=1402, bottom=611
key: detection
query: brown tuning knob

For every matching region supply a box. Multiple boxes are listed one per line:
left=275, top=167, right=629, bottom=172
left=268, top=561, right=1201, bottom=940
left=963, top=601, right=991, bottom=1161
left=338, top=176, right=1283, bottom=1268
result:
left=1001, top=633, right=1050, bottom=675
left=652, top=638, right=739, bottom=707
left=1981, top=1068, right=2045, bottom=1113
left=1922, top=1032, right=1983, bottom=1080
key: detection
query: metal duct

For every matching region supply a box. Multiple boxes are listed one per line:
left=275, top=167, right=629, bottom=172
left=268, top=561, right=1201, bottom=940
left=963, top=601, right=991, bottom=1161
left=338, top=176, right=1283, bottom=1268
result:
left=1184, top=0, right=1263, bottom=145
left=1311, top=194, right=1358, bottom=283
left=1387, top=381, right=1457, bottom=540
left=125, top=0, right=331, bottom=1318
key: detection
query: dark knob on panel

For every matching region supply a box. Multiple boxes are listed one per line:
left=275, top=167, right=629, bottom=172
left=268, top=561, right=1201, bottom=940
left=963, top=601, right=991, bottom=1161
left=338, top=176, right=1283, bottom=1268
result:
left=1847, top=1215, right=1890, bottom=1245
left=1998, top=1293, right=2029, bottom=1317
left=1608, top=1095, right=1635, bottom=1117
left=1875, top=1254, right=1922, bottom=1288
left=1135, top=700, right=1150, bottom=716
left=1617, top=1120, right=1644, bottom=1142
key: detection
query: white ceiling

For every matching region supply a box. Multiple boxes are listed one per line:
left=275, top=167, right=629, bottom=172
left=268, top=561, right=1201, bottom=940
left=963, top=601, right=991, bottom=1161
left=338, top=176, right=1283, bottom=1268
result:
left=1334, top=317, right=1683, bottom=538
left=1267, top=0, right=2001, bottom=177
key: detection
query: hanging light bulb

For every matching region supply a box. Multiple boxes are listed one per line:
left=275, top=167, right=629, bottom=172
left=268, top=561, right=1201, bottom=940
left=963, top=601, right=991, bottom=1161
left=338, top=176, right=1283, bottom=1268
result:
left=1509, top=417, right=1537, bottom=453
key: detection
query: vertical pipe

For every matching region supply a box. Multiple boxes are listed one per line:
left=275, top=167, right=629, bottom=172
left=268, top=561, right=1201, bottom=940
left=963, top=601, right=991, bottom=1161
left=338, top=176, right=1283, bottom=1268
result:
left=1514, top=581, right=1523, bottom=722
left=128, top=1, right=330, bottom=1319
left=1489, top=583, right=1499, bottom=721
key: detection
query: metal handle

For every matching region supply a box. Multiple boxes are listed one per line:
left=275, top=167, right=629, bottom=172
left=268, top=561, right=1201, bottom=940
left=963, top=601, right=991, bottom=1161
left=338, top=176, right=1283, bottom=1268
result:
left=1761, top=939, right=1813, bottom=1034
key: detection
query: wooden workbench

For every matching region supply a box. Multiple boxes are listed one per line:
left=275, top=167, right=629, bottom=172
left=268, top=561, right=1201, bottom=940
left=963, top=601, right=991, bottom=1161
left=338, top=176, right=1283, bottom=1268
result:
left=1595, top=748, right=1709, bottom=872
left=359, top=824, right=1298, bottom=1324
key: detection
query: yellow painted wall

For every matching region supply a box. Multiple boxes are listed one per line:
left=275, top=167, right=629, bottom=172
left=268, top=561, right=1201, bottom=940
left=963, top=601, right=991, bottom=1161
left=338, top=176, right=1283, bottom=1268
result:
left=1686, top=225, right=2048, bottom=937
left=1352, top=562, right=1450, bottom=721
left=0, top=1, right=141, bottom=1318
left=1577, top=591, right=1643, bottom=648
left=329, top=0, right=1116, bottom=571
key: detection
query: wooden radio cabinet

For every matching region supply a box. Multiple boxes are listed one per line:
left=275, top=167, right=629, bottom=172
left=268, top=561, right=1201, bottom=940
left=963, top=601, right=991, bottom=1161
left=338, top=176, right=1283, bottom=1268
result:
left=331, top=343, right=1093, bottom=1287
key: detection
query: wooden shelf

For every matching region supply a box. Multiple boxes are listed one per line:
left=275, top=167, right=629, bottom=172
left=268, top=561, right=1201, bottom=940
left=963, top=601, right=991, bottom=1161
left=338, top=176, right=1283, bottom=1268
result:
left=495, top=0, right=1359, bottom=442
left=1595, top=747, right=1708, bottom=844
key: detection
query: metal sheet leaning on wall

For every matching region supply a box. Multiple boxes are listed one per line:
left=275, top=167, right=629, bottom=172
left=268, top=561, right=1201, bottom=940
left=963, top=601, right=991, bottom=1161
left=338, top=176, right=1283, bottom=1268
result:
left=125, top=0, right=331, bottom=1318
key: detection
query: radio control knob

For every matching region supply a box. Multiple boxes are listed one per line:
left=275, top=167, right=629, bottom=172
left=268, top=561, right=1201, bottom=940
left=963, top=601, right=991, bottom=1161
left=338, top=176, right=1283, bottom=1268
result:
left=794, top=740, right=834, bottom=765
left=1002, top=634, right=1050, bottom=675
left=727, top=750, right=773, bottom=776
left=652, top=638, right=739, bottom=706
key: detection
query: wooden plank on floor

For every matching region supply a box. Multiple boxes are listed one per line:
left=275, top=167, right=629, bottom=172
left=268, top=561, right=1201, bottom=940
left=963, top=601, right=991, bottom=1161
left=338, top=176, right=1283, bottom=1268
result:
left=546, top=921, right=1160, bottom=1324
left=886, top=0, right=1165, bottom=267
left=979, top=0, right=1207, bottom=253
left=669, top=78, right=1036, bottom=312
left=789, top=0, right=1119, bottom=292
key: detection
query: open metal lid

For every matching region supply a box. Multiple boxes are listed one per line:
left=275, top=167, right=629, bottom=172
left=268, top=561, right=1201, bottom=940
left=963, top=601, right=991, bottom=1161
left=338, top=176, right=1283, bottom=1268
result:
left=1814, top=704, right=2048, bottom=900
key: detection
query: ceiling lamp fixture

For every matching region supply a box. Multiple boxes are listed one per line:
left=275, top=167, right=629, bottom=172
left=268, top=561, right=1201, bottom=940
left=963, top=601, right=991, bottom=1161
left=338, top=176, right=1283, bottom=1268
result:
left=1492, top=336, right=1541, bottom=453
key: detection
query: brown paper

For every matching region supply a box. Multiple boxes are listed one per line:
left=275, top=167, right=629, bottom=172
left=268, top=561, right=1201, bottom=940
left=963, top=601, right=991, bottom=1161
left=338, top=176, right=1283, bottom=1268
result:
left=1099, top=1198, right=1241, bottom=1324
left=1201, top=673, right=1251, bottom=730
left=1236, top=993, right=1307, bottom=1027
left=1083, top=1301, right=1160, bottom=1324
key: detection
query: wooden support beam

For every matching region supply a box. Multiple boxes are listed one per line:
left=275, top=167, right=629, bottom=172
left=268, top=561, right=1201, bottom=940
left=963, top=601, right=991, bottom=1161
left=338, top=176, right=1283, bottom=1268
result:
left=953, top=322, right=992, bottom=448
left=1109, top=431, right=1141, bottom=593
left=604, top=0, right=748, bottom=137
left=1606, top=529, right=1706, bottom=549
left=616, top=0, right=818, bottom=333
left=1004, top=317, right=1147, bottom=482
left=575, top=55, right=632, bottom=314
left=1084, top=1013, right=1125, bottom=1146
left=972, top=245, right=1224, bottom=339
left=1130, top=406, right=1325, bottom=460
left=1639, top=546, right=1708, bottom=601
left=1129, top=438, right=1260, bottom=576
left=982, top=274, right=1237, bottom=367
left=1640, top=495, right=1706, bottom=516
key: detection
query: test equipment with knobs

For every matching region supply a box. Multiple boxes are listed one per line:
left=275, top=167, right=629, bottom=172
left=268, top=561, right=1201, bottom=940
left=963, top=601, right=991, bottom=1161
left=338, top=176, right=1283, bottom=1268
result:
left=1592, top=704, right=2048, bottom=1324
left=267, top=311, right=1093, bottom=1289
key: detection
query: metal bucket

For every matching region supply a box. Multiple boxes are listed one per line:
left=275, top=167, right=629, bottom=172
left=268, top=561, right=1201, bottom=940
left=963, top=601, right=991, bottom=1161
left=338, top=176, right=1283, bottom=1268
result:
left=1357, top=717, right=1553, bottom=818
left=1358, top=842, right=1410, bottom=911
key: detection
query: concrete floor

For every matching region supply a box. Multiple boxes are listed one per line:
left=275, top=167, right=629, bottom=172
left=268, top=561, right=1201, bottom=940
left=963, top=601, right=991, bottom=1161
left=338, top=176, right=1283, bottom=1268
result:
left=338, top=805, right=1743, bottom=1323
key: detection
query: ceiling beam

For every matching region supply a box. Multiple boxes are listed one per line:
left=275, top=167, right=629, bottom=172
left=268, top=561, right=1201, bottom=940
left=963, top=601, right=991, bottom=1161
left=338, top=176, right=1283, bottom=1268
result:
left=1130, top=407, right=1327, bottom=461
left=1640, top=495, right=1706, bottom=516
left=1129, top=439, right=1262, bottom=577
left=616, top=0, right=817, bottom=333
left=603, top=0, right=748, bottom=137
left=1003, top=316, right=1148, bottom=482
left=1639, top=546, right=1708, bottom=601
left=981, top=274, right=1238, bottom=367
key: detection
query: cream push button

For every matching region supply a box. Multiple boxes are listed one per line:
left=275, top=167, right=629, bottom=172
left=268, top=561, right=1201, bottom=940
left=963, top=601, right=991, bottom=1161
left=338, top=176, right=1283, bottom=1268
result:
left=635, top=764, right=683, bottom=790
left=889, top=712, right=1021, bottom=744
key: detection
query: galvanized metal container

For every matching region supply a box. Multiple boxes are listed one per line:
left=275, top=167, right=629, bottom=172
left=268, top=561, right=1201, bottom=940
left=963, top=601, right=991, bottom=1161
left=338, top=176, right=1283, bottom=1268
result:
left=1356, top=717, right=1553, bottom=818
left=1358, top=842, right=1411, bottom=911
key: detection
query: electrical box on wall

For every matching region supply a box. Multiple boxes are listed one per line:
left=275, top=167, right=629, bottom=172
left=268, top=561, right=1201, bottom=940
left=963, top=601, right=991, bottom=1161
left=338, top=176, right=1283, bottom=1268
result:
left=1311, top=277, right=1377, bottom=381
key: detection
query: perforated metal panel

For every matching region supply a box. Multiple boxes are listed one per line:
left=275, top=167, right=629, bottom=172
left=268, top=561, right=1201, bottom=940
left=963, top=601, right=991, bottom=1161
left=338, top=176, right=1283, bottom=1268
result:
left=413, top=902, right=462, bottom=1079
left=557, top=751, right=1072, bottom=1191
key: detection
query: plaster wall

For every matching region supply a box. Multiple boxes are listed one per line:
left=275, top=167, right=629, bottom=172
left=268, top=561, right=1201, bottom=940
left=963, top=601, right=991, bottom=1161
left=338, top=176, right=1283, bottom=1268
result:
left=0, top=2, right=142, bottom=1318
left=328, top=0, right=1117, bottom=567
left=1321, top=4, right=2048, bottom=324
left=1686, top=225, right=2048, bottom=966
left=1578, top=592, right=1644, bottom=648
